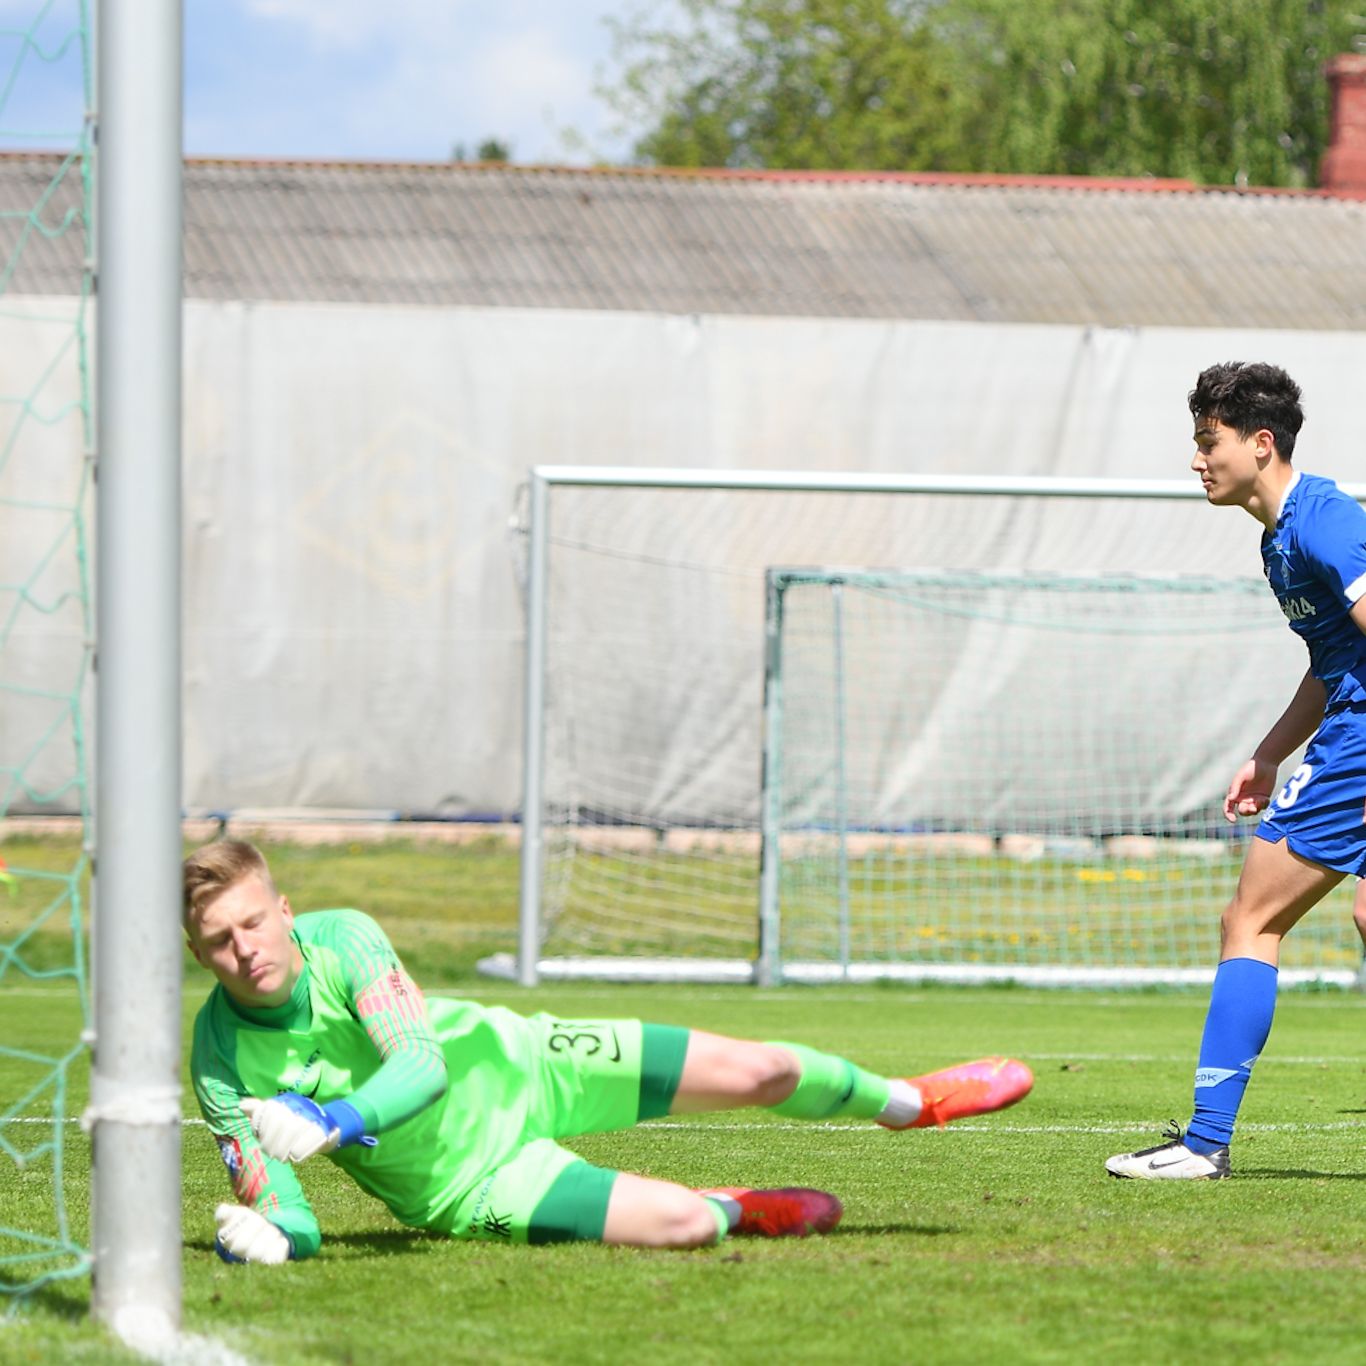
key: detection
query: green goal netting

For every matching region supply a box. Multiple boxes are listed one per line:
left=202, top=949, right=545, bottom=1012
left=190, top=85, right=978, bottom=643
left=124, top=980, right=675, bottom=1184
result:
left=0, top=0, right=94, bottom=1308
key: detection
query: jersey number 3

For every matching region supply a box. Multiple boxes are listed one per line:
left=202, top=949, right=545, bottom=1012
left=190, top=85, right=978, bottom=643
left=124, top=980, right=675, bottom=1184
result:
left=1273, top=762, right=1313, bottom=810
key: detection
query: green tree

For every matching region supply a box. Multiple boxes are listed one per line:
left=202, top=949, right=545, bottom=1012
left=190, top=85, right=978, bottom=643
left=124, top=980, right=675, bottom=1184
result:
left=450, top=138, right=513, bottom=164
left=604, top=0, right=976, bottom=171
left=933, top=0, right=1362, bottom=184
left=602, top=0, right=1365, bottom=185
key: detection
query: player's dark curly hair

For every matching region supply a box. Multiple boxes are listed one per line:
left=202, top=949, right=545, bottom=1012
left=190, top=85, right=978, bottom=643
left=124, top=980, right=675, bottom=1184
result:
left=1188, top=362, right=1304, bottom=459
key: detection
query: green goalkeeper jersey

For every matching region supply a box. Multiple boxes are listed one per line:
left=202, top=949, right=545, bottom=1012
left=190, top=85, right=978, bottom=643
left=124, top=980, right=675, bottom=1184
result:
left=191, top=908, right=542, bottom=1259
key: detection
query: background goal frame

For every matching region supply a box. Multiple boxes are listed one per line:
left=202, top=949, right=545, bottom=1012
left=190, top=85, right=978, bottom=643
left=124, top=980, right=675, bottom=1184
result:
left=492, top=466, right=1366, bottom=988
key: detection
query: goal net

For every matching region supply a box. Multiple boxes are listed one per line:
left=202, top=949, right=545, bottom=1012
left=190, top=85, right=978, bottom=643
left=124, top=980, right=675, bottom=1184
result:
left=489, top=472, right=1361, bottom=987
left=0, top=3, right=95, bottom=1310
left=761, top=567, right=1360, bottom=985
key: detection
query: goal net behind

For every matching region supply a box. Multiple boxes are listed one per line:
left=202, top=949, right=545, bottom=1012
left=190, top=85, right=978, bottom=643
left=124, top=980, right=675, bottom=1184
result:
left=763, top=567, right=1359, bottom=985
left=496, top=476, right=1358, bottom=986
left=0, top=6, right=95, bottom=1308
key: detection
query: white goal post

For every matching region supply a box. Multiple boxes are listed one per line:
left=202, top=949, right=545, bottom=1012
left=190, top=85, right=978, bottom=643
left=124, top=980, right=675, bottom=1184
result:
left=487, top=466, right=1366, bottom=989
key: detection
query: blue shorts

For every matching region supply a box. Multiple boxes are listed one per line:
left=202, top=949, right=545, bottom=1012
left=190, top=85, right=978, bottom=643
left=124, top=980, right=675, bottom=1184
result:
left=1256, top=704, right=1366, bottom=875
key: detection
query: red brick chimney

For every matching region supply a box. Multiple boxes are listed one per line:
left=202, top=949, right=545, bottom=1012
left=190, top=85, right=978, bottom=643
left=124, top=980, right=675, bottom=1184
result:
left=1322, top=53, right=1366, bottom=195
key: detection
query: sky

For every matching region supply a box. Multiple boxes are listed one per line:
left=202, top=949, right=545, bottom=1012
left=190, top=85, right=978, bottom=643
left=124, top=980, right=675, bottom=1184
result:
left=3, top=0, right=669, bottom=166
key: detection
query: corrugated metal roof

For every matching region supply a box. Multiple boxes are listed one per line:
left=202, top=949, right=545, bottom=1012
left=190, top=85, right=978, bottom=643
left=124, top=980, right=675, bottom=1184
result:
left=4, top=152, right=1366, bottom=328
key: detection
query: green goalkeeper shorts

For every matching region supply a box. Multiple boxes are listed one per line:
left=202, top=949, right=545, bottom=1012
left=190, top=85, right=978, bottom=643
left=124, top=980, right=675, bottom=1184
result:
left=442, top=1017, right=691, bottom=1244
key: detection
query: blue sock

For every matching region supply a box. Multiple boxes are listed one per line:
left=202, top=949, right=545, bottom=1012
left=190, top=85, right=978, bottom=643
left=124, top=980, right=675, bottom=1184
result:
left=1186, top=957, right=1278, bottom=1152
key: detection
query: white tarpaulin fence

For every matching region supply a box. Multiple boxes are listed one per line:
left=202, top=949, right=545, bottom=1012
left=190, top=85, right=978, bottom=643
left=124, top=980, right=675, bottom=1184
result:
left=5, top=298, right=1363, bottom=816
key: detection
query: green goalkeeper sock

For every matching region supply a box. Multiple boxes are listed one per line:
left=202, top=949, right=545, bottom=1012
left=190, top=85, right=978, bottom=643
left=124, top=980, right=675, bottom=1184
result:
left=701, top=1193, right=737, bottom=1244
left=766, top=1042, right=891, bottom=1120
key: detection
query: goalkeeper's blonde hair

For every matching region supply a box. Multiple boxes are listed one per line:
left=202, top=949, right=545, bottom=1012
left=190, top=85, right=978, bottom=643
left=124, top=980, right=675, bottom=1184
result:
left=183, top=838, right=277, bottom=927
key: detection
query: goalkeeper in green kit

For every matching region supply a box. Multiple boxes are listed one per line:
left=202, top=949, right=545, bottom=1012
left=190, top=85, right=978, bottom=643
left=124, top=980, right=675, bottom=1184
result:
left=187, top=840, right=1033, bottom=1264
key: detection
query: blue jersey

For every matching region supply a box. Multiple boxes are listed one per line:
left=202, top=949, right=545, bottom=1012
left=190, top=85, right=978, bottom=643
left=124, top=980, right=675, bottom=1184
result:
left=1260, top=472, right=1366, bottom=709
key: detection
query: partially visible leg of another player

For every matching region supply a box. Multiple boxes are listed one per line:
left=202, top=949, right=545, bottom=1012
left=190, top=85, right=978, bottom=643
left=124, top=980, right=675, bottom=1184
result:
left=1107, top=836, right=1343, bottom=1180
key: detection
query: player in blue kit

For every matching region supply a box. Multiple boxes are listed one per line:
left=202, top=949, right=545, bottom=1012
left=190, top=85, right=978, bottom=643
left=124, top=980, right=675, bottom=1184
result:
left=1108, top=361, right=1366, bottom=1179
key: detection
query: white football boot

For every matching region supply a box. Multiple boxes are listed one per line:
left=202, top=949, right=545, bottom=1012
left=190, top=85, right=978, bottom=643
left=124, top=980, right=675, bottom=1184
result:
left=1106, top=1123, right=1230, bottom=1180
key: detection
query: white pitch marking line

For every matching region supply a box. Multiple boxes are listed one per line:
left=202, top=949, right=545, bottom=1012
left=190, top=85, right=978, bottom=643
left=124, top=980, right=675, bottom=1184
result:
left=8, top=1117, right=1366, bottom=1137
left=638, top=1119, right=1366, bottom=1135
left=1025, top=1052, right=1366, bottom=1064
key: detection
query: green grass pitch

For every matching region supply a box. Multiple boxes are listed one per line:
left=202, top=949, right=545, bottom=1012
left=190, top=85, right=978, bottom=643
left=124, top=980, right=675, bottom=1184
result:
left=6, top=836, right=1366, bottom=1362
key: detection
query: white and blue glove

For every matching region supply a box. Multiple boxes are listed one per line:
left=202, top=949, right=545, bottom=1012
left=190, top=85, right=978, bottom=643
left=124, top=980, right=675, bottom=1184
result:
left=214, top=1202, right=292, bottom=1265
left=241, top=1093, right=377, bottom=1163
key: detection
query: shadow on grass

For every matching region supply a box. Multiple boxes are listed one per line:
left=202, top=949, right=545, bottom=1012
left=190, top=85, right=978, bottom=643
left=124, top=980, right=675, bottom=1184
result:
left=189, top=1224, right=961, bottom=1257
left=1238, top=1167, right=1366, bottom=1180
left=324, top=1229, right=448, bottom=1253
left=838, top=1223, right=960, bottom=1237
left=5, top=1277, right=90, bottom=1324
left=186, top=1228, right=447, bottom=1258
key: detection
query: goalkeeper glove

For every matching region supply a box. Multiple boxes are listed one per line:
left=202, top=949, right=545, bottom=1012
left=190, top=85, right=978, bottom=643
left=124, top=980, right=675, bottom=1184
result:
left=214, top=1203, right=293, bottom=1265
left=241, top=1093, right=377, bottom=1162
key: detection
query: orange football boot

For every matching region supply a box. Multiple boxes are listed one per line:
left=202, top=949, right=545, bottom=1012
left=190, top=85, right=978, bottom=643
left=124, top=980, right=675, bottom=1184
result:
left=882, top=1056, right=1033, bottom=1129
